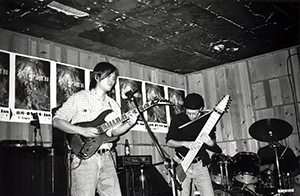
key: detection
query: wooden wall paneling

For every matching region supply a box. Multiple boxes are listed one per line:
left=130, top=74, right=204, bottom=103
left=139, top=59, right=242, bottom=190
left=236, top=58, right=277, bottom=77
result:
left=225, top=64, right=244, bottom=141
left=79, top=52, right=96, bottom=70
left=186, top=72, right=204, bottom=94
left=252, top=82, right=267, bottom=109
left=171, top=73, right=186, bottom=89
left=235, top=139, right=255, bottom=153
left=38, top=40, right=51, bottom=59
left=0, top=29, right=12, bottom=51
left=233, top=63, right=252, bottom=140
left=279, top=76, right=294, bottom=105
left=248, top=50, right=290, bottom=82
left=11, top=34, right=29, bottom=55
left=209, top=67, right=230, bottom=142
left=130, top=62, right=144, bottom=80
left=269, top=78, right=283, bottom=106
left=274, top=105, right=298, bottom=135
left=143, top=66, right=157, bottom=83
left=214, top=66, right=227, bottom=98
left=255, top=108, right=274, bottom=120
left=110, top=58, right=131, bottom=77
left=201, top=69, right=217, bottom=108
left=157, top=70, right=172, bottom=86
left=66, top=47, right=79, bottom=66
left=29, top=39, right=38, bottom=57
left=289, top=47, right=300, bottom=102
left=51, top=46, right=62, bottom=62
left=238, top=61, right=255, bottom=139
left=93, top=53, right=108, bottom=66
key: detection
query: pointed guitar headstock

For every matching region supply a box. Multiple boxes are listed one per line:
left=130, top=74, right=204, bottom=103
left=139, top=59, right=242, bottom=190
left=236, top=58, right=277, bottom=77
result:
left=150, top=96, right=174, bottom=106
left=214, top=95, right=231, bottom=114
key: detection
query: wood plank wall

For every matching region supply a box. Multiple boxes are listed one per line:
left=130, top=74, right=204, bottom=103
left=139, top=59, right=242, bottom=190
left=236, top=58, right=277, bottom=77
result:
left=186, top=46, right=300, bottom=159
left=0, top=28, right=300, bottom=185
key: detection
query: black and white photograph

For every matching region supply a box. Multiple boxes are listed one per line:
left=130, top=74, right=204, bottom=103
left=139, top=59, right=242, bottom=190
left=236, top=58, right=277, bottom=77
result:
left=0, top=1, right=299, bottom=196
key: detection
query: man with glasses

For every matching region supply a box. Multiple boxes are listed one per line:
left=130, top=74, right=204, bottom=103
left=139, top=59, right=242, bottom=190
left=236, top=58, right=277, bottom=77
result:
left=166, top=93, right=222, bottom=196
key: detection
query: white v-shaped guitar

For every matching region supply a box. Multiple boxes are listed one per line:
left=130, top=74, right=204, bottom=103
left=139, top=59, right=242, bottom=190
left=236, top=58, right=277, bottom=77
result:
left=175, top=95, right=231, bottom=182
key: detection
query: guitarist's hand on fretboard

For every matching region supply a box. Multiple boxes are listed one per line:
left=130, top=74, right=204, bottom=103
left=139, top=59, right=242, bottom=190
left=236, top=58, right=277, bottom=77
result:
left=126, top=111, right=139, bottom=127
left=199, top=134, right=214, bottom=146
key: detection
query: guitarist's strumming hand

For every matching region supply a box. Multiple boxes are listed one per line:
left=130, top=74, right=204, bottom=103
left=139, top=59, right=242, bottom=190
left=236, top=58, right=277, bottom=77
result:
left=182, top=135, right=214, bottom=150
left=82, top=127, right=102, bottom=138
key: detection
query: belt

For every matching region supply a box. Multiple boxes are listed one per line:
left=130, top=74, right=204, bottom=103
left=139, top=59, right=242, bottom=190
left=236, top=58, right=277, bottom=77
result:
left=176, top=152, right=201, bottom=164
left=97, top=149, right=110, bottom=154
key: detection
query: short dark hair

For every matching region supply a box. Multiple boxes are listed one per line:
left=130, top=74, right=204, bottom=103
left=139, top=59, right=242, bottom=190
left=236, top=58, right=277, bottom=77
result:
left=89, top=62, right=118, bottom=90
left=184, top=93, right=204, bottom=109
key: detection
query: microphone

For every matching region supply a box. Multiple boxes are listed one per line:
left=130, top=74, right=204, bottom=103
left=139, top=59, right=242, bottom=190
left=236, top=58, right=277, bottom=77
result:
left=30, top=113, right=40, bottom=129
left=125, top=89, right=138, bottom=100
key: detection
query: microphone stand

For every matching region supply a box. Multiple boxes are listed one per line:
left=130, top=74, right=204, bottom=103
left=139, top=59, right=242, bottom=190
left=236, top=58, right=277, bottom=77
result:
left=129, top=96, right=182, bottom=196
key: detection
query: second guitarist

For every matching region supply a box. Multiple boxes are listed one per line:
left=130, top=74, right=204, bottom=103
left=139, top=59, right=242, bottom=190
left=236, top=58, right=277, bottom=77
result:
left=53, top=62, right=138, bottom=196
left=166, top=93, right=222, bottom=196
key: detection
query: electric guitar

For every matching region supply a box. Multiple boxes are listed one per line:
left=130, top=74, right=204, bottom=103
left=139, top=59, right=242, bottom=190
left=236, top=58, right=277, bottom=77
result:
left=66, top=97, right=172, bottom=159
left=175, top=95, right=231, bottom=182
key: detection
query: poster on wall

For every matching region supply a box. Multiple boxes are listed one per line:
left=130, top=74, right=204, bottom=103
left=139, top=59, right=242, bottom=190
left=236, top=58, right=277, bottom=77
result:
left=56, top=63, right=85, bottom=107
left=145, top=82, right=167, bottom=123
left=144, top=82, right=169, bottom=132
left=0, top=51, right=10, bottom=121
left=11, top=55, right=51, bottom=123
left=117, top=77, right=143, bottom=114
left=167, top=87, right=185, bottom=119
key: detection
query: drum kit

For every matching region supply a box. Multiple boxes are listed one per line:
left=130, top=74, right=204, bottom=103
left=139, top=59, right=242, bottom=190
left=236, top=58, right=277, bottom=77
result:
left=209, top=118, right=295, bottom=196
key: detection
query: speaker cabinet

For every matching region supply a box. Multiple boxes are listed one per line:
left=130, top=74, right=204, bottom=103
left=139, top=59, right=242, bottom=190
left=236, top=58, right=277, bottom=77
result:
left=117, top=156, right=172, bottom=196
left=0, top=142, right=68, bottom=196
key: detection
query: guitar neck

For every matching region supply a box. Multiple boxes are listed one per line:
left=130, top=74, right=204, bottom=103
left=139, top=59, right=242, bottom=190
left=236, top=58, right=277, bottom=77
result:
left=181, top=111, right=221, bottom=172
left=98, top=102, right=152, bottom=132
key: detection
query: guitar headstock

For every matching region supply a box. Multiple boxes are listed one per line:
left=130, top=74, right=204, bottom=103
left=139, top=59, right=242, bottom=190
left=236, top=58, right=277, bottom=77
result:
left=214, top=95, right=231, bottom=114
left=151, top=96, right=174, bottom=106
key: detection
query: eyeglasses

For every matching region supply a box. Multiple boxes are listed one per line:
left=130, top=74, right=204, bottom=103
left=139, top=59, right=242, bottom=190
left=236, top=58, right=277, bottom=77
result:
left=185, top=109, right=201, bottom=117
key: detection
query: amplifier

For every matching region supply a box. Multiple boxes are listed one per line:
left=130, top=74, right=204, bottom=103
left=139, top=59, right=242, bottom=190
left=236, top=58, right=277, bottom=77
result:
left=117, top=155, right=152, bottom=167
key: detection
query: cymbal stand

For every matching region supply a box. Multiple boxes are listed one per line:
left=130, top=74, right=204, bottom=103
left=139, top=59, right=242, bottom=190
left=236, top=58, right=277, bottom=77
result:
left=270, top=142, right=283, bottom=195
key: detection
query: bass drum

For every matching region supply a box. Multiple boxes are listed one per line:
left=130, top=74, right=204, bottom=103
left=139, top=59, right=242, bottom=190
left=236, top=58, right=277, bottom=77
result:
left=233, top=152, right=261, bottom=184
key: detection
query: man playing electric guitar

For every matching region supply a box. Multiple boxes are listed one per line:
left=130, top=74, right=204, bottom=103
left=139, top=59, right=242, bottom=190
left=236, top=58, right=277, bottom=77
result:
left=166, top=93, right=222, bottom=196
left=53, top=62, right=139, bottom=196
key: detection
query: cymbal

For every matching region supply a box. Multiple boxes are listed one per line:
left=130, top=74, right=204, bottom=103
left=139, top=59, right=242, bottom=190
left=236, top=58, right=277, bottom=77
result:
left=249, top=118, right=293, bottom=142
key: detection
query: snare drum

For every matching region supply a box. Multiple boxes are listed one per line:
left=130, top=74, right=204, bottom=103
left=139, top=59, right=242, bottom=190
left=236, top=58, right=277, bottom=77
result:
left=233, top=152, right=261, bottom=184
left=209, top=153, right=234, bottom=185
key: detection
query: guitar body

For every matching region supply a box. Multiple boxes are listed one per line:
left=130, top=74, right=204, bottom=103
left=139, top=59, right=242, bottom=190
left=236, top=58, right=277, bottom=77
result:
left=66, top=110, right=118, bottom=160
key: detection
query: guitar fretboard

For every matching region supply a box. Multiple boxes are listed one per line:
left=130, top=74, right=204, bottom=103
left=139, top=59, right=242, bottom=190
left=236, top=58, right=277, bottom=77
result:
left=181, top=111, right=221, bottom=172
left=98, top=101, right=155, bottom=132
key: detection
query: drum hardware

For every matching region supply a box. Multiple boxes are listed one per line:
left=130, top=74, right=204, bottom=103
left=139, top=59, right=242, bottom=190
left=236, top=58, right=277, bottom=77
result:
left=210, top=153, right=234, bottom=189
left=249, top=118, right=295, bottom=195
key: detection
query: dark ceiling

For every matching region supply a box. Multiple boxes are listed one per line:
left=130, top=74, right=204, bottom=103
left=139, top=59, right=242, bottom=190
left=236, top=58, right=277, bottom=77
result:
left=0, top=0, right=299, bottom=74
